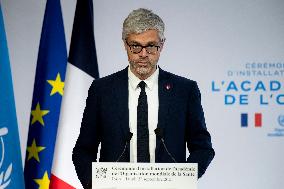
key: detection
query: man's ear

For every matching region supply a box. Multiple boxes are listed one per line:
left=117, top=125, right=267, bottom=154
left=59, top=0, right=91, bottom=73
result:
left=159, top=39, right=165, bottom=52
left=123, top=40, right=128, bottom=51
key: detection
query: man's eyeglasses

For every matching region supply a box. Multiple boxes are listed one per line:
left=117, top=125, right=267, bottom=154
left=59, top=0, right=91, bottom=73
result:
left=126, top=41, right=160, bottom=54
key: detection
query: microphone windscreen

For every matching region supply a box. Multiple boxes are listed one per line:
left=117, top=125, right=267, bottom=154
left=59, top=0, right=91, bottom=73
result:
left=154, top=127, right=163, bottom=139
left=126, top=132, right=133, bottom=141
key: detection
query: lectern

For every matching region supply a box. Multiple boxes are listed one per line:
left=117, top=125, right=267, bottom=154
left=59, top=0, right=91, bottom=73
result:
left=92, top=163, right=197, bottom=189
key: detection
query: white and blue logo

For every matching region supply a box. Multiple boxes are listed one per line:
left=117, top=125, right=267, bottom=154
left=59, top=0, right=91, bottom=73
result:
left=278, top=115, right=284, bottom=127
left=0, top=127, right=12, bottom=188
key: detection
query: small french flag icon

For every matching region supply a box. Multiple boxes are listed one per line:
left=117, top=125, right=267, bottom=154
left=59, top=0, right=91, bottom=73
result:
left=241, top=113, right=248, bottom=127
left=254, top=113, right=262, bottom=127
left=241, top=113, right=262, bottom=127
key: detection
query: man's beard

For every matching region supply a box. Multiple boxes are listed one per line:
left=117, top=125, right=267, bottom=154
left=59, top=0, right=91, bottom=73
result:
left=129, top=59, right=157, bottom=76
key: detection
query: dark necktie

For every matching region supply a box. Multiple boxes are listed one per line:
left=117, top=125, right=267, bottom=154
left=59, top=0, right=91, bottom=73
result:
left=137, top=81, right=150, bottom=162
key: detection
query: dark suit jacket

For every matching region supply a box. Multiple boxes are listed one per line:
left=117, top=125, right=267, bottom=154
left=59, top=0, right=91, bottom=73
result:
left=73, top=67, right=215, bottom=189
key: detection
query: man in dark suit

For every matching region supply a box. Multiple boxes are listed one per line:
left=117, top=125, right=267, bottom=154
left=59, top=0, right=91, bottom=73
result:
left=73, top=8, right=215, bottom=189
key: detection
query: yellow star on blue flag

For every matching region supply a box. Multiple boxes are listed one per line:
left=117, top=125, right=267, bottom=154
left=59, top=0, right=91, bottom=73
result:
left=47, top=73, right=65, bottom=96
left=27, top=139, right=45, bottom=162
left=31, top=102, right=49, bottom=126
left=34, top=171, right=50, bottom=189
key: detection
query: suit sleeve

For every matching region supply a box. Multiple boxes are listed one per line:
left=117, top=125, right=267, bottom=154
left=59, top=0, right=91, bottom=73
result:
left=186, top=81, right=215, bottom=178
left=72, top=80, right=101, bottom=189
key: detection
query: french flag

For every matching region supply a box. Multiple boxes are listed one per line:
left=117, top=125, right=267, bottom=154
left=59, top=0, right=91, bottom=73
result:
left=241, top=113, right=262, bottom=127
left=50, top=0, right=99, bottom=188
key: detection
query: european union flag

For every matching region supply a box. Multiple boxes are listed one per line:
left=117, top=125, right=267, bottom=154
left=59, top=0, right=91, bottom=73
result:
left=23, top=0, right=67, bottom=188
left=0, top=4, right=25, bottom=189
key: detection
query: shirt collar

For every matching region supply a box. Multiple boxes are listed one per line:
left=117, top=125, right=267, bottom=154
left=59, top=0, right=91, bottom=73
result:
left=128, top=66, right=159, bottom=91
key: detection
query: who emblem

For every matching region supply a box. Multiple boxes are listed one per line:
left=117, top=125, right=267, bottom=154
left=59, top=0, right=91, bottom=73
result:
left=0, top=127, right=12, bottom=189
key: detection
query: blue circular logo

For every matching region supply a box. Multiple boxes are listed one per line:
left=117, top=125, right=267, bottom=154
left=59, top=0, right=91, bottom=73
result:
left=278, top=115, right=284, bottom=127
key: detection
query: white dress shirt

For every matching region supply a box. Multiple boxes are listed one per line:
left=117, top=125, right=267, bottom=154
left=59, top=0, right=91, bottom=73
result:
left=128, top=67, right=159, bottom=162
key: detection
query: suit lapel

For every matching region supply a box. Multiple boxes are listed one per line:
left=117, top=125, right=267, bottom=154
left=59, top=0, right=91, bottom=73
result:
left=157, top=68, right=173, bottom=129
left=114, top=67, right=130, bottom=138
left=156, top=68, right=174, bottom=161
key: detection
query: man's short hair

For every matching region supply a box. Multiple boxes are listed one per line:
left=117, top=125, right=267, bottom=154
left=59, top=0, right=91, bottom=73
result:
left=122, top=8, right=165, bottom=42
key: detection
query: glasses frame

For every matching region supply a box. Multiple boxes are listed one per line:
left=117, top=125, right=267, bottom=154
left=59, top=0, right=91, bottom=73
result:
left=126, top=41, right=161, bottom=54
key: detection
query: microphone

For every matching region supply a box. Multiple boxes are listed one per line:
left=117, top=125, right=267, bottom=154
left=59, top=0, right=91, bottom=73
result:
left=116, top=132, right=133, bottom=162
left=154, top=128, right=177, bottom=163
